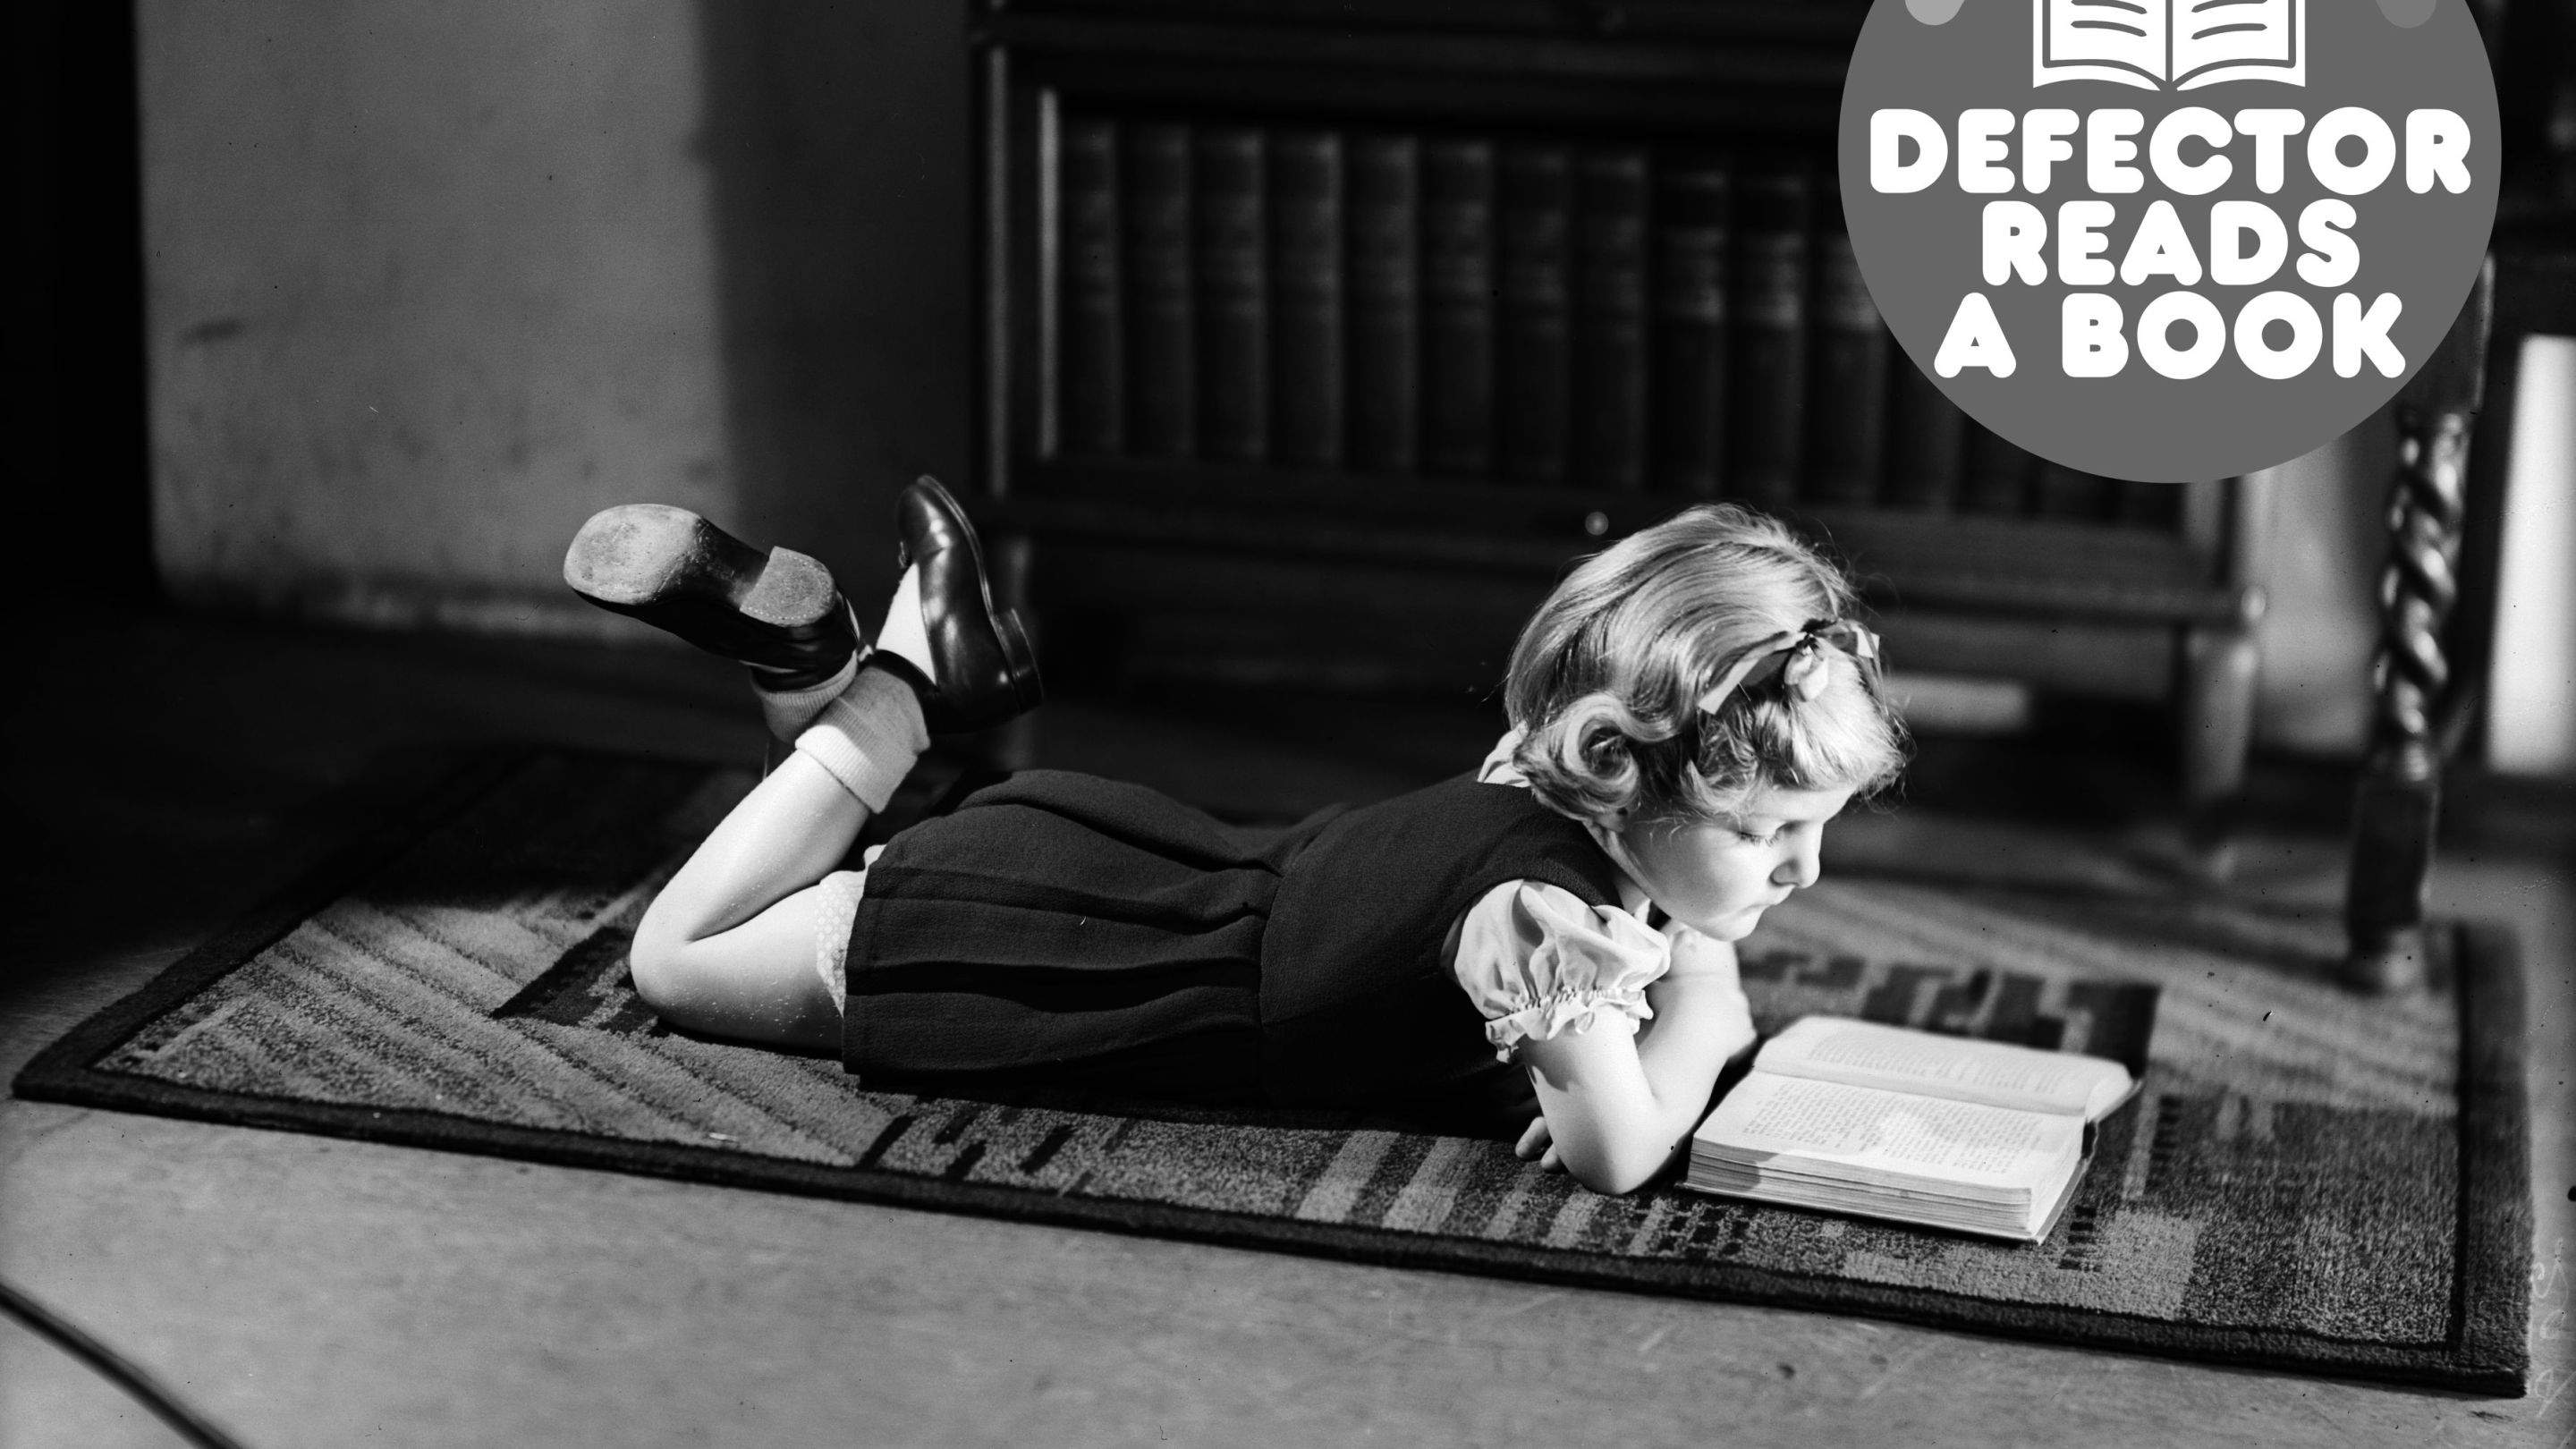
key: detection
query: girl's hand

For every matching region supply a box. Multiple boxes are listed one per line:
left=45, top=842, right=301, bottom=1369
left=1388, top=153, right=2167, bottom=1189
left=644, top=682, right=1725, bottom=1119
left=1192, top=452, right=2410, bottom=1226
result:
left=1514, top=1114, right=1563, bottom=1172
left=1516, top=939, right=1753, bottom=1194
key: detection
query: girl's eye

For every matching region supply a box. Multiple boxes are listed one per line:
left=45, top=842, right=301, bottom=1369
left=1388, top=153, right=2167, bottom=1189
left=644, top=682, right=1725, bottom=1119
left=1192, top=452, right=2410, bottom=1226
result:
left=1735, top=826, right=1783, bottom=846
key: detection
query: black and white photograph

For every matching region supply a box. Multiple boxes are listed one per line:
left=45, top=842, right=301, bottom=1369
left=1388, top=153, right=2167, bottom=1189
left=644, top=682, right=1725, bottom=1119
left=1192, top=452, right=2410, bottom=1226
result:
left=4, top=2, right=2571, bottom=1444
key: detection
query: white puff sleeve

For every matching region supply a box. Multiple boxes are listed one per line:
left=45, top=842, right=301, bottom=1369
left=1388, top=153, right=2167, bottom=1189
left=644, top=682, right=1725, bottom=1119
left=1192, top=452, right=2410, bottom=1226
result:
left=1450, top=880, right=1674, bottom=1061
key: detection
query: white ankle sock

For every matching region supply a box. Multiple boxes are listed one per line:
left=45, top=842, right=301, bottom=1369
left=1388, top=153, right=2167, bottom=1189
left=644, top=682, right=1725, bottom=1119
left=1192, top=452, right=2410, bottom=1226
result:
left=794, top=665, right=929, bottom=811
left=751, top=651, right=861, bottom=742
left=875, top=564, right=935, bottom=687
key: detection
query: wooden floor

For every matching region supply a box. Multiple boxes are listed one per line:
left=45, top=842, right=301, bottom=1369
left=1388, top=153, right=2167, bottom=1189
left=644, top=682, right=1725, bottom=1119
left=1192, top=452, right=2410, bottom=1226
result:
left=3, top=598, right=2568, bottom=1448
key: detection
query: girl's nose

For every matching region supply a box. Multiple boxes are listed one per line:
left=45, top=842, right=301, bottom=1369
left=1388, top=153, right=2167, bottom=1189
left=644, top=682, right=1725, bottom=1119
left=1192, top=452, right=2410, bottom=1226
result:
left=1775, top=833, right=1823, bottom=890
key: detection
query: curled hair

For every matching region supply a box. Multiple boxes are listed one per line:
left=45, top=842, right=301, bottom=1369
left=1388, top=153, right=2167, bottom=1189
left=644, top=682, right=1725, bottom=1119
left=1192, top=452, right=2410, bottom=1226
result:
left=1504, top=504, right=1908, bottom=825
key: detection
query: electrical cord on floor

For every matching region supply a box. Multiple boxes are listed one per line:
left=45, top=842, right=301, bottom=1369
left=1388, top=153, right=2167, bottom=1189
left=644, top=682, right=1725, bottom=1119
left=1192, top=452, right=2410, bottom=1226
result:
left=0, top=1275, right=252, bottom=1449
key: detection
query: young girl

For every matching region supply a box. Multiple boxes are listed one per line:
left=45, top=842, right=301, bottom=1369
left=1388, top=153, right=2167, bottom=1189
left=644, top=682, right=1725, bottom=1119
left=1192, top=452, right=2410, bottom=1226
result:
left=563, top=481, right=1905, bottom=1194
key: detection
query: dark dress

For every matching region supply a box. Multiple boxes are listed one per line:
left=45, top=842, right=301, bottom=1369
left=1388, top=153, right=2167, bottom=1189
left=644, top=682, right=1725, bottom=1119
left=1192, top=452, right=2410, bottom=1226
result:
left=843, top=768, right=1625, bottom=1118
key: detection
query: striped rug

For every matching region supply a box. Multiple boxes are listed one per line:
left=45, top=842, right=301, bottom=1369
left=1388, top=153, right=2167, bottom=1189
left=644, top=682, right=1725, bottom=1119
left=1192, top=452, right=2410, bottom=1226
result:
left=14, top=751, right=2530, bottom=1393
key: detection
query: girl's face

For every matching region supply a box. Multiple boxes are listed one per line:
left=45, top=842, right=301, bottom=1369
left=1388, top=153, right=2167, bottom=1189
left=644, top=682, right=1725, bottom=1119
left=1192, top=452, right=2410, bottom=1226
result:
left=1612, top=782, right=1857, bottom=941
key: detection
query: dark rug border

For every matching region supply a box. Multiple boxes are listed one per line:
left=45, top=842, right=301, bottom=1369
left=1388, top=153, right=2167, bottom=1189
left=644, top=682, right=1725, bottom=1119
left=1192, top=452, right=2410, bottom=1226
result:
left=13, top=749, right=2533, bottom=1395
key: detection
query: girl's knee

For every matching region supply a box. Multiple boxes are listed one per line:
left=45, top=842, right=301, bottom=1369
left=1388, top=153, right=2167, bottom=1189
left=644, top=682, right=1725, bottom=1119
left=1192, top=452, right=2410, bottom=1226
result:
left=625, top=912, right=695, bottom=1021
left=624, top=902, right=842, bottom=1051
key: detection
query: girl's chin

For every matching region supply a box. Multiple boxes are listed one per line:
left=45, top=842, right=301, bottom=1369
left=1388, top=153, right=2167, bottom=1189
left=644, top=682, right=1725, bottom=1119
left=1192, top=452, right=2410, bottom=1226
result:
left=1697, top=908, right=1767, bottom=942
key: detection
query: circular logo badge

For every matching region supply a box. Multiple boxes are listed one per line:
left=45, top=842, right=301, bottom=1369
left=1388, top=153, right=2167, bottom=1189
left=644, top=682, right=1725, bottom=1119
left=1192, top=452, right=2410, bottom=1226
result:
left=1840, top=0, right=2498, bottom=481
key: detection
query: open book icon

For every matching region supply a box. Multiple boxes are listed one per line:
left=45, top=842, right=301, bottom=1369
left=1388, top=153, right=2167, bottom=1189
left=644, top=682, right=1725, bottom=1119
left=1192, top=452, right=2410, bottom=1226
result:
left=2034, top=0, right=2305, bottom=90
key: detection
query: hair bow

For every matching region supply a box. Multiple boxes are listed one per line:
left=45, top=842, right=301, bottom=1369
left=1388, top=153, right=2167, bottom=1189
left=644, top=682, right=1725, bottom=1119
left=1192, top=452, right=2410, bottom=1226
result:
left=1695, top=619, right=1881, bottom=714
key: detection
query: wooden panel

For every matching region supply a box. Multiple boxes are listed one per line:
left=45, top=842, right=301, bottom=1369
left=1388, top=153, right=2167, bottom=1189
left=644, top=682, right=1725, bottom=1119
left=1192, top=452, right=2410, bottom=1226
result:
left=1021, top=528, right=2185, bottom=701
left=1876, top=613, right=2176, bottom=702
left=980, top=9, right=1865, bottom=77
left=977, top=47, right=1022, bottom=497
left=993, top=0, right=1872, bottom=47
left=1030, top=535, right=1555, bottom=623
left=981, top=468, right=2249, bottom=625
left=1026, top=536, right=1549, bottom=692
left=969, top=0, right=2261, bottom=742
left=996, top=50, right=1844, bottom=137
left=979, top=3, right=1860, bottom=136
left=1803, top=508, right=2247, bottom=622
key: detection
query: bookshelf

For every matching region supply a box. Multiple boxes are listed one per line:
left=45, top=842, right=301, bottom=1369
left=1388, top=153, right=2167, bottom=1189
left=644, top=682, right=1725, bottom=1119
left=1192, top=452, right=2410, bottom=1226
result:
left=967, top=0, right=2267, bottom=827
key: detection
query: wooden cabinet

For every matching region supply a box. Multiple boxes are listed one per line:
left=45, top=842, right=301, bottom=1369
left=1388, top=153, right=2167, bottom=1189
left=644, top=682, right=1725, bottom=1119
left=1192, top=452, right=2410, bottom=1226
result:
left=967, top=0, right=2264, bottom=825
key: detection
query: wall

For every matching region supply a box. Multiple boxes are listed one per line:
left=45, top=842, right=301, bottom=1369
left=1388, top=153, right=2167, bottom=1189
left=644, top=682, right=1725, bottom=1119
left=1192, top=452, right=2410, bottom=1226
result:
left=140, top=1, right=2549, bottom=763
left=14, top=2, right=151, bottom=602
left=2487, top=336, right=2576, bottom=775
left=140, top=0, right=967, bottom=634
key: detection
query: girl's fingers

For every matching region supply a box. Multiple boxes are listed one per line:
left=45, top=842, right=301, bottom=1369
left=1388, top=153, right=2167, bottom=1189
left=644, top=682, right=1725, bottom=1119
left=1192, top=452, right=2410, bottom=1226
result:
left=1539, top=1144, right=1563, bottom=1172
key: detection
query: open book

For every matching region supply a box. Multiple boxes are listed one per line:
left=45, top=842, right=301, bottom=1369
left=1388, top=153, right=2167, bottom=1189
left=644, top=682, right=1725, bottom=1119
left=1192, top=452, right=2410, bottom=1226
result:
left=2033, top=0, right=2306, bottom=91
left=1682, top=1017, right=2140, bottom=1241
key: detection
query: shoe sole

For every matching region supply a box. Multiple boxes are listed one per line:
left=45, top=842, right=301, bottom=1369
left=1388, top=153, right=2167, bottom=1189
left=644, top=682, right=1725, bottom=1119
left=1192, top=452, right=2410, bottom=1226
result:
left=564, top=504, right=841, bottom=660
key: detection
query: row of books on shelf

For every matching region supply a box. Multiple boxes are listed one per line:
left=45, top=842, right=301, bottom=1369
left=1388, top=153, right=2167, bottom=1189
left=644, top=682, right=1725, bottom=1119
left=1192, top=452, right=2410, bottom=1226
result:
left=1052, top=116, right=2177, bottom=524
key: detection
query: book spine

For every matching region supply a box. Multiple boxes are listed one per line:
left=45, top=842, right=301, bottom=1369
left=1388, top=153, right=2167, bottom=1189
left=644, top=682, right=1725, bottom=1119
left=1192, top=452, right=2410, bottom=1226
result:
left=1121, top=123, right=1197, bottom=459
left=1345, top=134, right=1420, bottom=475
left=1268, top=129, right=1345, bottom=470
left=1803, top=213, right=1890, bottom=507
left=1057, top=115, right=1124, bottom=457
left=1420, top=138, right=1496, bottom=478
left=1193, top=126, right=1268, bottom=464
left=1962, top=420, right=2036, bottom=515
left=1882, top=351, right=1966, bottom=511
left=1572, top=148, right=1650, bottom=492
left=1495, top=144, right=1572, bottom=484
left=1651, top=154, right=1729, bottom=497
left=1728, top=168, right=1810, bottom=510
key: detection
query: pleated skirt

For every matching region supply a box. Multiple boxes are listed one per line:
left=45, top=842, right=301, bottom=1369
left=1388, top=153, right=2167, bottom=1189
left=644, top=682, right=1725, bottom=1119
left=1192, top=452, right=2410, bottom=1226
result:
left=842, top=769, right=1342, bottom=1103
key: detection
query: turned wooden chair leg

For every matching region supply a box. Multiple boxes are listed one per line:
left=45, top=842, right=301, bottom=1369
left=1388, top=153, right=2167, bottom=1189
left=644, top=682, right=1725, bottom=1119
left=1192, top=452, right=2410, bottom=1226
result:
left=2343, top=262, right=2492, bottom=993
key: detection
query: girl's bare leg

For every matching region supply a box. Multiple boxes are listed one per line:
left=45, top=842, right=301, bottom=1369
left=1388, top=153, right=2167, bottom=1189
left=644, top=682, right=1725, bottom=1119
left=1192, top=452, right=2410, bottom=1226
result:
left=627, top=749, right=865, bottom=1051
left=572, top=483, right=1033, bottom=1051
left=626, top=659, right=930, bottom=1048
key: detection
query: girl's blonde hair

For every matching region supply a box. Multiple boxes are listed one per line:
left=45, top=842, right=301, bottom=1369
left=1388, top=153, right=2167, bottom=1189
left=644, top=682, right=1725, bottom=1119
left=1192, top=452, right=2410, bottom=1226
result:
left=1504, top=504, right=1907, bottom=825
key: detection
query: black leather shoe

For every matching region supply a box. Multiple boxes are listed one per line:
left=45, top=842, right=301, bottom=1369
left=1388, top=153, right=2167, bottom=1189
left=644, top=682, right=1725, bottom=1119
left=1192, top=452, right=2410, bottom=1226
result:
left=564, top=504, right=860, bottom=688
left=884, top=476, right=1043, bottom=733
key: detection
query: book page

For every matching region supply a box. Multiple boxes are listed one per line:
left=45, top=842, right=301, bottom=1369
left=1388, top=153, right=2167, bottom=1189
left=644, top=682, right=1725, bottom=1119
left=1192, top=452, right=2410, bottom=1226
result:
left=2174, top=0, right=2303, bottom=89
left=2035, top=0, right=2169, bottom=90
left=1756, top=1017, right=2133, bottom=1119
left=1695, top=1074, right=2080, bottom=1187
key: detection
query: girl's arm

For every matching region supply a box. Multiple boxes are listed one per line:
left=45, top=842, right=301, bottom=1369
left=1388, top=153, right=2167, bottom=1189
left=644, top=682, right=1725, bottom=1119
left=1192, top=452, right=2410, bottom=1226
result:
left=1515, top=934, right=1753, bottom=1194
